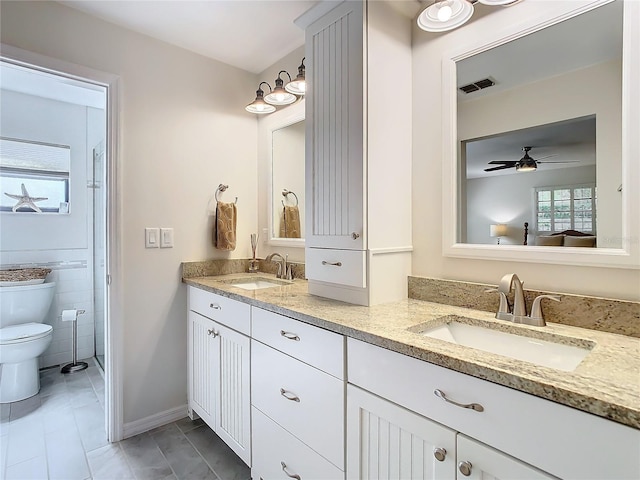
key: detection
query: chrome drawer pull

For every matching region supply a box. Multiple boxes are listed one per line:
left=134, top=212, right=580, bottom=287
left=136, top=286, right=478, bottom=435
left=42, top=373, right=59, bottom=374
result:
left=280, top=388, right=301, bottom=402
left=321, top=261, right=342, bottom=266
left=434, top=389, right=484, bottom=412
left=207, top=329, right=219, bottom=338
left=209, top=303, right=221, bottom=310
left=281, top=462, right=301, bottom=480
left=280, top=330, right=300, bottom=341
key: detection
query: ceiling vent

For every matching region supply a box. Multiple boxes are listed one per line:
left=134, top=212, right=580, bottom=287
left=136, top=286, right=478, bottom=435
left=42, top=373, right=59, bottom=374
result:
left=459, top=77, right=496, bottom=94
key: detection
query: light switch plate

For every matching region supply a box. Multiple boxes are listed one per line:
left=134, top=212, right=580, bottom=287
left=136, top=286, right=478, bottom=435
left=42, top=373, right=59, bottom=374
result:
left=160, top=228, right=174, bottom=248
left=145, top=228, right=160, bottom=248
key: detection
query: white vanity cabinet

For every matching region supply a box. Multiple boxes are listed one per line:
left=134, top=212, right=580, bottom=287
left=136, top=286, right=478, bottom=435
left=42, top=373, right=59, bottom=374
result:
left=302, top=0, right=412, bottom=306
left=250, top=307, right=346, bottom=480
left=187, top=287, right=251, bottom=466
left=347, top=338, right=640, bottom=480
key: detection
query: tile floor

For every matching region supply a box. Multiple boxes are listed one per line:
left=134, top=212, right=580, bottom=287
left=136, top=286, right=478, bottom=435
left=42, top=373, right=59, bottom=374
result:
left=0, top=361, right=250, bottom=480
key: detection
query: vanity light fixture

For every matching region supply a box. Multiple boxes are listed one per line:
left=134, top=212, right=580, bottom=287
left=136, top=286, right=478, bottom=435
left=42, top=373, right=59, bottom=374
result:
left=285, top=58, right=306, bottom=95
left=245, top=82, right=276, bottom=114
left=264, top=70, right=297, bottom=106
left=417, top=0, right=523, bottom=33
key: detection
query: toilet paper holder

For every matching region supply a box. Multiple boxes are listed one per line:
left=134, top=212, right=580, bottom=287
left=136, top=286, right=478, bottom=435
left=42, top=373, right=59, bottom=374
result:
left=60, top=309, right=88, bottom=374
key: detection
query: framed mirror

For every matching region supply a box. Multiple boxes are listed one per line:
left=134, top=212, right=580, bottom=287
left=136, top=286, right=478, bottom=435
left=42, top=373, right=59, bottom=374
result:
left=266, top=100, right=305, bottom=247
left=442, top=0, right=639, bottom=269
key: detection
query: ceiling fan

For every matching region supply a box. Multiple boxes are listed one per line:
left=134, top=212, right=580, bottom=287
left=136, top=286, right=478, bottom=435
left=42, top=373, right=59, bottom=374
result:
left=484, top=146, right=578, bottom=173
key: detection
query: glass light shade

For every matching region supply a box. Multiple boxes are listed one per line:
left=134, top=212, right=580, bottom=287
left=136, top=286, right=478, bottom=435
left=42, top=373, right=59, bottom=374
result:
left=437, top=5, right=453, bottom=21
left=265, top=86, right=297, bottom=106
left=245, top=87, right=276, bottom=114
left=285, top=78, right=306, bottom=95
left=516, top=160, right=537, bottom=172
left=417, top=0, right=474, bottom=33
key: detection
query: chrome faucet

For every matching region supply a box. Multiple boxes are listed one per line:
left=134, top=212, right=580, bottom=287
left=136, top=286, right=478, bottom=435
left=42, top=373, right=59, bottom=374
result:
left=499, top=273, right=527, bottom=323
left=489, top=273, right=561, bottom=326
left=265, top=253, right=293, bottom=280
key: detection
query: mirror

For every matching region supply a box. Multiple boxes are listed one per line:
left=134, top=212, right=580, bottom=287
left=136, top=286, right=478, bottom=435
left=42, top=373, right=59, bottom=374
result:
left=0, top=136, right=71, bottom=214
left=267, top=101, right=305, bottom=247
left=442, top=0, right=639, bottom=268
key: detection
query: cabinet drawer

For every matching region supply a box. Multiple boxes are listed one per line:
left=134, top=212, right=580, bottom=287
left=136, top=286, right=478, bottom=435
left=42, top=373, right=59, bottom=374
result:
left=252, top=341, right=344, bottom=469
left=252, top=307, right=345, bottom=379
left=347, top=338, right=640, bottom=480
left=252, top=407, right=345, bottom=480
left=188, top=286, right=250, bottom=335
left=305, top=247, right=366, bottom=288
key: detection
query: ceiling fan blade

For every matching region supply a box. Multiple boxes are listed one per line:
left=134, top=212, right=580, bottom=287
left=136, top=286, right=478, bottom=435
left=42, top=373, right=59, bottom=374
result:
left=487, top=160, right=517, bottom=165
left=531, top=154, right=558, bottom=161
left=484, top=164, right=515, bottom=172
left=537, top=160, right=580, bottom=164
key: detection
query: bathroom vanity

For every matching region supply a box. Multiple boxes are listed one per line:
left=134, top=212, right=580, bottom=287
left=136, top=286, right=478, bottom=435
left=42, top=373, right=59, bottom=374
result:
left=184, top=273, right=640, bottom=480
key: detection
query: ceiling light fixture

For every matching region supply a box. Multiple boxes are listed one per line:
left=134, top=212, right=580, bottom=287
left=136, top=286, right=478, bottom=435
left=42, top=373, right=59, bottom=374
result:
left=264, top=70, right=297, bottom=106
left=285, top=58, right=306, bottom=96
left=245, top=82, right=276, bottom=114
left=417, top=0, right=523, bottom=33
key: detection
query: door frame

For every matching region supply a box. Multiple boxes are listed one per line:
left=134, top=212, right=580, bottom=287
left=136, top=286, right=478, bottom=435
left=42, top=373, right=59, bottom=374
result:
left=1, top=44, right=124, bottom=441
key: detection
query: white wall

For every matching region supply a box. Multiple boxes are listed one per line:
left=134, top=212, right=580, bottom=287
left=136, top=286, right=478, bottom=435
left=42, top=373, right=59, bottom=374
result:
left=1, top=1, right=259, bottom=424
left=0, top=90, right=104, bottom=367
left=459, top=60, right=622, bottom=243
left=412, top=0, right=639, bottom=301
left=466, top=165, right=596, bottom=245
left=257, top=46, right=307, bottom=263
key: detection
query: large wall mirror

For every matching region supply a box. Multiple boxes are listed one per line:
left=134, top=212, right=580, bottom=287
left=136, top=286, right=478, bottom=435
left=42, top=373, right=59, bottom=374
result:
left=266, top=100, right=305, bottom=247
left=442, top=0, right=639, bottom=269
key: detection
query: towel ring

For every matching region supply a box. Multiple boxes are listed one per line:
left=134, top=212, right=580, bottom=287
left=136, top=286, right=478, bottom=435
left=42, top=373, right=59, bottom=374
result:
left=215, top=184, right=237, bottom=204
left=281, top=189, right=299, bottom=207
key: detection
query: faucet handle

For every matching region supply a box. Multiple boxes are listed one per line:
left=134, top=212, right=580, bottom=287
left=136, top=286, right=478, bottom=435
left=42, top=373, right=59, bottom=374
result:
left=486, top=288, right=512, bottom=321
left=529, top=295, right=561, bottom=326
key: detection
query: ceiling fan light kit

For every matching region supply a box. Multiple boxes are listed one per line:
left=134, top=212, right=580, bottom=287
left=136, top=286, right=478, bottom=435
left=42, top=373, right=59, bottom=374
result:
left=483, top=146, right=579, bottom=173
left=417, top=0, right=523, bottom=33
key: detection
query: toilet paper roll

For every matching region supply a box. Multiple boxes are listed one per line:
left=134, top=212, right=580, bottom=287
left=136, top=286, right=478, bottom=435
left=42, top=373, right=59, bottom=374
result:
left=61, top=309, right=78, bottom=322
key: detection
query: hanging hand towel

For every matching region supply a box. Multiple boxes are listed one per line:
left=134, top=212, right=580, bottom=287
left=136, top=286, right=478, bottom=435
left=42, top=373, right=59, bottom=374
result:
left=281, top=205, right=301, bottom=239
left=214, top=201, right=237, bottom=250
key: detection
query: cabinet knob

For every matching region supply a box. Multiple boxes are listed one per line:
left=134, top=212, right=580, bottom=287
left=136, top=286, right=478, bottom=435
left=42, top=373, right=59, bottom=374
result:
left=281, top=461, right=301, bottom=480
left=209, top=303, right=221, bottom=310
left=352, top=232, right=360, bottom=240
left=207, top=329, right=219, bottom=337
left=433, top=447, right=446, bottom=462
left=458, top=461, right=472, bottom=476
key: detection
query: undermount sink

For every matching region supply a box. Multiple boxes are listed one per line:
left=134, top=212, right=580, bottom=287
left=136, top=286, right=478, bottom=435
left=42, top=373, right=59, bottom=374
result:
left=415, top=315, right=593, bottom=372
left=225, top=276, right=291, bottom=291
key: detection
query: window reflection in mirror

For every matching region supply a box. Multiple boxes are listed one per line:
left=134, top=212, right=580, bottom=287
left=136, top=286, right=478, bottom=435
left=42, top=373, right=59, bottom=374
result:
left=456, top=0, right=622, bottom=248
left=272, top=120, right=304, bottom=239
left=0, top=137, right=71, bottom=214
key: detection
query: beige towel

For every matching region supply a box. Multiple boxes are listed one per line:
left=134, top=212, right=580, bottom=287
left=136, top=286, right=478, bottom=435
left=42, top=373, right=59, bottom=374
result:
left=214, top=201, right=237, bottom=250
left=280, top=205, right=301, bottom=239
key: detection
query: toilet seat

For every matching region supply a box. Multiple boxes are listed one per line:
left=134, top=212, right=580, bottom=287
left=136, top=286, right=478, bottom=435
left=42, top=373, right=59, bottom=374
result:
left=0, top=323, right=53, bottom=345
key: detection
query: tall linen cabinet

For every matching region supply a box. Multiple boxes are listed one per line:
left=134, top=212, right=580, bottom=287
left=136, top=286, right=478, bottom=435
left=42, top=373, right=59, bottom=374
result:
left=301, top=0, right=412, bottom=306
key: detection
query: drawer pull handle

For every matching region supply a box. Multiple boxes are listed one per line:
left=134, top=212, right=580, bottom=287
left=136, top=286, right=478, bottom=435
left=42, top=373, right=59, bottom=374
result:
left=434, top=389, right=484, bottom=412
left=458, top=461, right=472, bottom=476
left=280, top=330, right=300, bottom=341
left=209, top=303, right=221, bottom=310
left=207, top=329, right=219, bottom=338
left=281, top=462, right=301, bottom=480
left=433, top=447, right=446, bottom=462
left=352, top=232, right=360, bottom=240
left=280, top=388, right=300, bottom=402
left=321, top=261, right=342, bottom=267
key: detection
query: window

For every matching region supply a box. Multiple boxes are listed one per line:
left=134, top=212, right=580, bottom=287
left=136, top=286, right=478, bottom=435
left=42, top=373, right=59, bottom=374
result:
left=535, top=184, right=596, bottom=233
left=0, top=137, right=70, bottom=213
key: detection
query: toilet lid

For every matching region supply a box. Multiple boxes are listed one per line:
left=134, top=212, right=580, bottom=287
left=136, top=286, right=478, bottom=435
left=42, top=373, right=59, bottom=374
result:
left=0, top=323, right=53, bottom=345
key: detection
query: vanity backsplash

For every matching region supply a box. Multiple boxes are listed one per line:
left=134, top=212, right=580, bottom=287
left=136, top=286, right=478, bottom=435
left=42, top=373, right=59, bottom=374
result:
left=409, top=276, right=640, bottom=338
left=182, top=259, right=306, bottom=280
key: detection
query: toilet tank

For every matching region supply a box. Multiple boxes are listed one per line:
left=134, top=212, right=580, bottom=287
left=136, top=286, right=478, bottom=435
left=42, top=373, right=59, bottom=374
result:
left=0, top=282, right=56, bottom=328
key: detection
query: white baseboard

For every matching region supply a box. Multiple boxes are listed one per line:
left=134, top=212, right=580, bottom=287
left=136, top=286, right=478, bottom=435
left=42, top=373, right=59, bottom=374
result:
left=122, top=404, right=188, bottom=439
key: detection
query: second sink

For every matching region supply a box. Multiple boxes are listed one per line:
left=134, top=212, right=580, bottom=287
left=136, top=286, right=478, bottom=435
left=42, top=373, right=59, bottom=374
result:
left=224, top=276, right=291, bottom=291
left=414, top=315, right=594, bottom=372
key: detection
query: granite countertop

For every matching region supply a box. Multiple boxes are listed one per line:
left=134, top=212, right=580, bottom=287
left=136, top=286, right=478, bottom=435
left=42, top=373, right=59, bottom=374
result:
left=184, top=273, right=640, bottom=430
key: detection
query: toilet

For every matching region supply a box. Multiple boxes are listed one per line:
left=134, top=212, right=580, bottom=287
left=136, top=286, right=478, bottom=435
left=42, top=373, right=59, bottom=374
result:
left=0, top=282, right=55, bottom=403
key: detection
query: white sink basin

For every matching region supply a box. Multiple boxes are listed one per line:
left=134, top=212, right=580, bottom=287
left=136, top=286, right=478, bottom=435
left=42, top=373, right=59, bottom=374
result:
left=420, top=318, right=592, bottom=372
left=227, top=277, right=289, bottom=290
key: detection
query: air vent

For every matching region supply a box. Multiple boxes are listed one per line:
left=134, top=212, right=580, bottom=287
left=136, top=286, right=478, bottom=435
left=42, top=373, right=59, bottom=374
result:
left=459, top=77, right=496, bottom=94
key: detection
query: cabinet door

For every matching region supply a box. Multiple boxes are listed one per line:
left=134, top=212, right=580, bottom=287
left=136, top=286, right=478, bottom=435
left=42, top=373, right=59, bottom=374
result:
left=188, top=311, right=217, bottom=429
left=306, top=0, right=365, bottom=250
left=456, top=435, right=557, bottom=480
left=347, top=385, right=456, bottom=480
left=215, top=322, right=251, bottom=467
